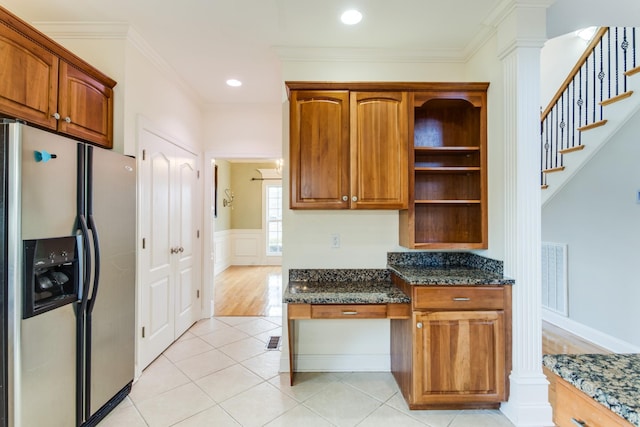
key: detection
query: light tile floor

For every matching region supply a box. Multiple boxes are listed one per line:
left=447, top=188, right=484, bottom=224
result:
left=98, top=316, right=515, bottom=427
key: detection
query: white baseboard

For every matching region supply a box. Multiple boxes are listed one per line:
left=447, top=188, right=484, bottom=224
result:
left=543, top=308, right=640, bottom=353
left=283, top=355, right=390, bottom=373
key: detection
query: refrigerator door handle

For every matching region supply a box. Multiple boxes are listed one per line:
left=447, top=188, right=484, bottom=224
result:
left=78, top=214, right=92, bottom=309
left=86, top=214, right=100, bottom=314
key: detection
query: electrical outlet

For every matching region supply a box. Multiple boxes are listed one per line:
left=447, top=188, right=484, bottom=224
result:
left=331, top=233, right=340, bottom=248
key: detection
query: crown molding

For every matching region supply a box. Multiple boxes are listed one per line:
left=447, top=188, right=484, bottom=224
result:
left=32, top=21, right=203, bottom=107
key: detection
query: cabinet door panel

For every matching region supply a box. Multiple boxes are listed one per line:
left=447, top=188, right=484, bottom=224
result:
left=0, top=24, right=58, bottom=129
left=58, top=61, right=113, bottom=148
left=290, top=90, right=349, bottom=209
left=350, top=92, right=408, bottom=209
left=414, top=310, right=505, bottom=404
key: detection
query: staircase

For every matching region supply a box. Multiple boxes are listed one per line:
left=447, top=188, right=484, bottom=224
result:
left=541, top=27, right=640, bottom=206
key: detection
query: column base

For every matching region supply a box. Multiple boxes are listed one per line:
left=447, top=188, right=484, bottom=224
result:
left=501, top=373, right=554, bottom=427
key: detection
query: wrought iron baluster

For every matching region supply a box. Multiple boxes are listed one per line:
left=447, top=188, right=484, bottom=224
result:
left=598, top=39, right=604, bottom=120
left=592, top=47, right=597, bottom=123
left=622, top=28, right=629, bottom=92
left=615, top=28, right=620, bottom=95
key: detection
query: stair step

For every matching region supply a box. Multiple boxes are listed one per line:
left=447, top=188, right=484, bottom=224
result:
left=600, top=90, right=633, bottom=106
left=625, top=66, right=640, bottom=77
left=577, top=119, right=608, bottom=132
left=559, top=145, right=586, bottom=155
left=543, top=166, right=565, bottom=174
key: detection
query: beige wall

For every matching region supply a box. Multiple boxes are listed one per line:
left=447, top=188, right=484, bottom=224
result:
left=229, top=162, right=279, bottom=230
left=214, top=160, right=232, bottom=231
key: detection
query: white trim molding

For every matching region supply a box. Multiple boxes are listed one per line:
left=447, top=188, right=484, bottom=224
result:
left=213, top=229, right=232, bottom=276
left=498, top=3, right=553, bottom=426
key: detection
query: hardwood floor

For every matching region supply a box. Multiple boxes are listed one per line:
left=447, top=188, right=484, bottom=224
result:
left=214, top=266, right=607, bottom=355
left=213, top=265, right=282, bottom=317
left=542, top=320, right=610, bottom=355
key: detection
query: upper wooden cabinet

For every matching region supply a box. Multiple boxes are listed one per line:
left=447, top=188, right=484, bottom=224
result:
left=58, top=62, right=113, bottom=148
left=399, top=85, right=489, bottom=249
left=288, top=83, right=409, bottom=210
left=0, top=21, right=59, bottom=129
left=0, top=6, right=116, bottom=148
left=350, top=92, right=408, bottom=209
left=289, top=90, right=350, bottom=209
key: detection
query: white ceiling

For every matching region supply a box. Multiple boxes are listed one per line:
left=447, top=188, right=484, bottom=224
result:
left=1, top=0, right=511, bottom=105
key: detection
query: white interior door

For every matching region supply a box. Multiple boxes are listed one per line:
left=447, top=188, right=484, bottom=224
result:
left=139, top=131, right=175, bottom=369
left=138, top=124, right=201, bottom=370
left=174, top=149, right=201, bottom=337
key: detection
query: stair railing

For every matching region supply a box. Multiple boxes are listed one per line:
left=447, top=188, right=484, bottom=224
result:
left=540, top=27, right=638, bottom=188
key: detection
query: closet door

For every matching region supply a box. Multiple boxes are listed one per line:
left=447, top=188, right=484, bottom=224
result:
left=138, top=125, right=201, bottom=370
left=174, top=151, right=200, bottom=337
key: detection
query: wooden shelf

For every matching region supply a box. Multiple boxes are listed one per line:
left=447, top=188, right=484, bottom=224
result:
left=415, top=167, right=480, bottom=173
left=415, top=200, right=481, bottom=204
left=414, top=146, right=480, bottom=152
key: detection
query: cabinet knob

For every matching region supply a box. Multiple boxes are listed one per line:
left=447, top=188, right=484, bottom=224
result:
left=178, top=246, right=184, bottom=253
left=52, top=112, right=61, bottom=120
left=170, top=247, right=178, bottom=254
left=342, top=196, right=348, bottom=202
left=64, top=116, right=72, bottom=124
left=416, top=322, right=423, bottom=329
left=351, top=196, right=358, bottom=202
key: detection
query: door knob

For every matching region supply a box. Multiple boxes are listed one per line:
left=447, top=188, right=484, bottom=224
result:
left=170, top=247, right=177, bottom=254
left=178, top=247, right=184, bottom=253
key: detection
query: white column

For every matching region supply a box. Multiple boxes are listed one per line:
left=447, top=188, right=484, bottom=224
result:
left=497, top=3, right=554, bottom=426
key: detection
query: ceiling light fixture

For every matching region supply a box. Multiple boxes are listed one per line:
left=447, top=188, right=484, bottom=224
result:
left=340, top=9, right=362, bottom=25
left=226, top=79, right=242, bottom=87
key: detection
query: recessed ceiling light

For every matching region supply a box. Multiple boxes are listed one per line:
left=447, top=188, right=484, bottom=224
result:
left=226, top=79, right=242, bottom=87
left=340, top=9, right=362, bottom=25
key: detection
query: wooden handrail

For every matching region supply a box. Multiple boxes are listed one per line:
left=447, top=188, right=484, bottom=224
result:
left=541, top=27, right=609, bottom=120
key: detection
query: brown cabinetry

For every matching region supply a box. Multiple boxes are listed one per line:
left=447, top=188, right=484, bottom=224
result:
left=0, top=6, right=115, bottom=148
left=288, top=83, right=408, bottom=209
left=399, top=86, right=488, bottom=249
left=391, top=278, right=511, bottom=409
left=553, top=375, right=633, bottom=427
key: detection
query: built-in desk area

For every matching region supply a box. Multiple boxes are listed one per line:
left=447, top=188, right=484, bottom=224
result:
left=282, top=252, right=515, bottom=409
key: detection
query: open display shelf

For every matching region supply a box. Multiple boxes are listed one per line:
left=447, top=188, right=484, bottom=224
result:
left=400, top=89, right=488, bottom=249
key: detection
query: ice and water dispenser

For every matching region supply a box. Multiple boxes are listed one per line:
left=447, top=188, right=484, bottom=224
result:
left=23, top=236, right=81, bottom=318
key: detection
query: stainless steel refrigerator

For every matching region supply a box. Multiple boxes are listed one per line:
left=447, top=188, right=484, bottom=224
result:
left=2, top=120, right=135, bottom=427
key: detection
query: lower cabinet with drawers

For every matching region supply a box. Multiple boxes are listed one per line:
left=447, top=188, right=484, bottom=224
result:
left=391, top=275, right=512, bottom=409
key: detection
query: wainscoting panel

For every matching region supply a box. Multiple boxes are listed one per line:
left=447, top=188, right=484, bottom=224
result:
left=231, top=230, right=262, bottom=265
left=214, top=230, right=231, bottom=275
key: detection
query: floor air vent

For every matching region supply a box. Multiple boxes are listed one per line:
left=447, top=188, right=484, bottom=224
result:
left=266, top=336, right=281, bottom=350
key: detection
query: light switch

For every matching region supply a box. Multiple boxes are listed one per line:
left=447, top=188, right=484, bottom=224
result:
left=331, top=234, right=340, bottom=248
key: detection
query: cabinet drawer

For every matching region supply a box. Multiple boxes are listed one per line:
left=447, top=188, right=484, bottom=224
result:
left=311, top=304, right=387, bottom=319
left=554, top=377, right=633, bottom=427
left=413, top=286, right=505, bottom=310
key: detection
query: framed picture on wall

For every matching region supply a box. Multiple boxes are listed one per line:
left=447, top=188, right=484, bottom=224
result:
left=214, top=164, right=218, bottom=218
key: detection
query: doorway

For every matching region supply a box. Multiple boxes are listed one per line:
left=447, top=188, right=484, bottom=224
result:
left=204, top=156, right=283, bottom=318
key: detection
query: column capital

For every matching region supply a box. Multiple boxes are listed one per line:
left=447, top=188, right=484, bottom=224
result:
left=494, top=1, right=552, bottom=59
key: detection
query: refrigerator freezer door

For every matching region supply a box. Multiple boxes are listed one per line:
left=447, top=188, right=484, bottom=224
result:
left=86, top=146, right=135, bottom=419
left=21, top=125, right=78, bottom=240
left=20, top=304, right=77, bottom=427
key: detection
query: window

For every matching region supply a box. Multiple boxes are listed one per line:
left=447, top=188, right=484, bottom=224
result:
left=266, top=184, right=282, bottom=255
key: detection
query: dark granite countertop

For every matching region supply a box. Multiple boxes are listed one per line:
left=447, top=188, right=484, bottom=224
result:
left=387, top=252, right=514, bottom=286
left=283, top=253, right=514, bottom=305
left=543, top=353, right=640, bottom=426
left=283, top=279, right=410, bottom=304
left=388, top=265, right=514, bottom=285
